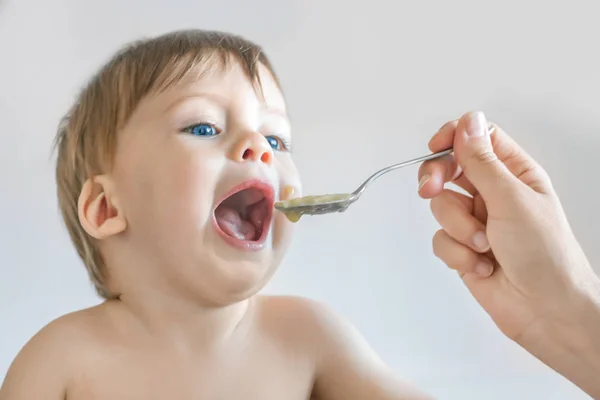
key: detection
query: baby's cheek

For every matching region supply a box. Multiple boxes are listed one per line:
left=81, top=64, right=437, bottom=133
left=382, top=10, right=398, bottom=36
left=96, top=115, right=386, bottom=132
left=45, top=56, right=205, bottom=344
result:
left=272, top=183, right=301, bottom=249
left=279, top=184, right=301, bottom=201
left=276, top=156, right=302, bottom=199
left=271, top=200, right=295, bottom=251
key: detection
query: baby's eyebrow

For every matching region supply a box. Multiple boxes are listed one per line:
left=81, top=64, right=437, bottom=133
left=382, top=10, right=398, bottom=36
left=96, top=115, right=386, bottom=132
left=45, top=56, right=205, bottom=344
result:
left=262, top=105, right=289, bottom=122
left=163, top=92, right=228, bottom=114
left=161, top=92, right=290, bottom=124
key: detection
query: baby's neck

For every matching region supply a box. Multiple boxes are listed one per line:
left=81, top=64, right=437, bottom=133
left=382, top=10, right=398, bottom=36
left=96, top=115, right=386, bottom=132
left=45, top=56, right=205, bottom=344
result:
left=112, top=289, right=253, bottom=349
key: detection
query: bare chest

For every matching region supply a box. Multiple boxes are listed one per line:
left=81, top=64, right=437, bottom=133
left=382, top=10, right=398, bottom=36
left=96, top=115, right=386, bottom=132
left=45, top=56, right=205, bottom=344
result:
left=66, top=341, right=315, bottom=400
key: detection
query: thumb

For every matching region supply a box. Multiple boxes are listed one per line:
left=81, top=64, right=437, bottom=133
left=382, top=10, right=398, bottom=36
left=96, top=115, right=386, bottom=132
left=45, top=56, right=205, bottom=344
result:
left=453, top=111, right=521, bottom=202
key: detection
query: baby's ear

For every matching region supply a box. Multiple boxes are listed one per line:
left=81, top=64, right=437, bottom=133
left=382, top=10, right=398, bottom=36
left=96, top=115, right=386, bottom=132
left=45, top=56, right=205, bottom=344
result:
left=78, top=175, right=127, bottom=240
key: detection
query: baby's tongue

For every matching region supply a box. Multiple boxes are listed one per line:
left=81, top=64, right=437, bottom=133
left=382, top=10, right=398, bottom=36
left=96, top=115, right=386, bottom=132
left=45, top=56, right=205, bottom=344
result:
left=215, top=205, right=256, bottom=241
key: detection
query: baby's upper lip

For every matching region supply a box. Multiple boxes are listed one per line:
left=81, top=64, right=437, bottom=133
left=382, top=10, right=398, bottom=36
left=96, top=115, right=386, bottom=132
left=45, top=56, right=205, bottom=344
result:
left=215, top=178, right=276, bottom=208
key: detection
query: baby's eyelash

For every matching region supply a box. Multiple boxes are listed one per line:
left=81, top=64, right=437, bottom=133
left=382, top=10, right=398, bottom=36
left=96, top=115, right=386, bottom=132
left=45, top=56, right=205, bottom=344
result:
left=282, top=137, right=293, bottom=152
left=180, top=122, right=292, bottom=152
left=180, top=122, right=222, bottom=137
left=277, top=135, right=292, bottom=151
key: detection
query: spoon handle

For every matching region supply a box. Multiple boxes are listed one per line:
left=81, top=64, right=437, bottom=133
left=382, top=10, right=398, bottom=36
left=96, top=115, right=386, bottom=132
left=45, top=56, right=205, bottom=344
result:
left=352, top=148, right=453, bottom=196
left=352, top=125, right=497, bottom=197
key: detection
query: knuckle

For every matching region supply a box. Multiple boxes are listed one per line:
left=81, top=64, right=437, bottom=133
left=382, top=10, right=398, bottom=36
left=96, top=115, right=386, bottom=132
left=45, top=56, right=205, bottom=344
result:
left=436, top=244, right=479, bottom=273
left=455, top=214, right=479, bottom=238
left=450, top=254, right=477, bottom=273
left=431, top=229, right=443, bottom=245
left=473, top=149, right=499, bottom=165
left=441, top=119, right=459, bottom=131
left=430, top=191, right=461, bottom=222
left=531, top=165, right=554, bottom=192
left=431, top=229, right=446, bottom=256
left=429, top=190, right=449, bottom=212
left=429, top=196, right=441, bottom=216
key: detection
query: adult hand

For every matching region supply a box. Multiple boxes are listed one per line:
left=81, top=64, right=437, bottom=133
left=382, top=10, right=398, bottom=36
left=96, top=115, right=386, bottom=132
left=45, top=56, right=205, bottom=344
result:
left=418, top=111, right=600, bottom=397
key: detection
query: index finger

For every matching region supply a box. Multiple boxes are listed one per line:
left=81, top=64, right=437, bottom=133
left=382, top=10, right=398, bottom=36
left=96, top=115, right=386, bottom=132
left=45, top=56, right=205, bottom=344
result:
left=428, top=119, right=459, bottom=152
left=418, top=155, right=461, bottom=198
left=418, top=120, right=462, bottom=198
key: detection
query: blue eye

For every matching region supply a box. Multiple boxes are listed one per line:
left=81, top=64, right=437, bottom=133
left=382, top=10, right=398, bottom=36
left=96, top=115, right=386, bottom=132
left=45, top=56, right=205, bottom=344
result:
left=265, top=136, right=280, bottom=150
left=182, top=123, right=219, bottom=137
left=266, top=135, right=289, bottom=151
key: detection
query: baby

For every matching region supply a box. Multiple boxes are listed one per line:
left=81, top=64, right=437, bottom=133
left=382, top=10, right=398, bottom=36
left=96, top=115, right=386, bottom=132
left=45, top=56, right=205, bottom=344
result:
left=0, top=30, right=431, bottom=399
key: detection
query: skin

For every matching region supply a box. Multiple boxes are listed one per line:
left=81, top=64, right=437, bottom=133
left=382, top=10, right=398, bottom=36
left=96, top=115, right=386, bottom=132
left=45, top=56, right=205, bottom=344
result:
left=418, top=111, right=600, bottom=398
left=0, top=61, right=430, bottom=400
left=1, top=61, right=598, bottom=398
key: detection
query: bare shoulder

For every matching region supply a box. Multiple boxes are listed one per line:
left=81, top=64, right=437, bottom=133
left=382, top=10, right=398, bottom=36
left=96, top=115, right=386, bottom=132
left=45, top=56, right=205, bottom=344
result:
left=256, top=295, right=332, bottom=321
left=256, top=295, right=432, bottom=400
left=254, top=295, right=370, bottom=363
left=257, top=295, right=366, bottom=344
left=0, top=306, right=104, bottom=400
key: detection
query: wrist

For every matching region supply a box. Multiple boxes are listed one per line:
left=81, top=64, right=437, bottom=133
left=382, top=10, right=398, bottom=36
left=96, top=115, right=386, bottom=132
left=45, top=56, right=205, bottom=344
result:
left=520, top=270, right=600, bottom=398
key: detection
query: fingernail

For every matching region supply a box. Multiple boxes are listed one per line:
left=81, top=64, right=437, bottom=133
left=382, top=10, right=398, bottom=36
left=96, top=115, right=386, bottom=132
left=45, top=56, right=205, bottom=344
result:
left=475, top=259, right=494, bottom=277
left=418, top=174, right=430, bottom=192
left=465, top=112, right=489, bottom=137
left=472, top=231, right=490, bottom=252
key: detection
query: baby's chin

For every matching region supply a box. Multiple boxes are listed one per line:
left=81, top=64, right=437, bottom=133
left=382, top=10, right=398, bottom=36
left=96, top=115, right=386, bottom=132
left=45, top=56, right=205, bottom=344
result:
left=195, top=263, right=280, bottom=306
left=181, top=244, right=282, bottom=304
left=144, top=216, right=291, bottom=305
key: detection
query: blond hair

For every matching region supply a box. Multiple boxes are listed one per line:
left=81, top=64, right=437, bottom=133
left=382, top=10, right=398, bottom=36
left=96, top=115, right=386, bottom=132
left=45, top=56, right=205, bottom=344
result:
left=53, top=29, right=279, bottom=299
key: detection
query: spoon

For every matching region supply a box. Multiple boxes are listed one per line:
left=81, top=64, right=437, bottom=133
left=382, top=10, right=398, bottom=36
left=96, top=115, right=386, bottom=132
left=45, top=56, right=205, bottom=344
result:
left=274, top=126, right=495, bottom=223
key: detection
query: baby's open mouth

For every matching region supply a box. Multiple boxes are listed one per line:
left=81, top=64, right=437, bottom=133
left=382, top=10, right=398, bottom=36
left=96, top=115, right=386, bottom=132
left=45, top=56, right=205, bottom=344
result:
left=214, top=185, right=273, bottom=242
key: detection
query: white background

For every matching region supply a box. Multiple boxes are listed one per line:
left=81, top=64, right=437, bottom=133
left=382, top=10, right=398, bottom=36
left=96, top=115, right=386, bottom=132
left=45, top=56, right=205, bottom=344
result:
left=1, top=0, right=599, bottom=398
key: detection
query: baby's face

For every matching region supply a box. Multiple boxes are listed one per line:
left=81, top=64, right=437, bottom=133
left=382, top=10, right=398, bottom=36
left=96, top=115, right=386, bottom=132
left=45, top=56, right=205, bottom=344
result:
left=111, top=61, right=301, bottom=304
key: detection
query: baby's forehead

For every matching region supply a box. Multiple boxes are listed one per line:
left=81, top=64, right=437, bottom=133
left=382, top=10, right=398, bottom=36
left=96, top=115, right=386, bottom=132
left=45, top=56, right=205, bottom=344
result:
left=151, top=61, right=287, bottom=115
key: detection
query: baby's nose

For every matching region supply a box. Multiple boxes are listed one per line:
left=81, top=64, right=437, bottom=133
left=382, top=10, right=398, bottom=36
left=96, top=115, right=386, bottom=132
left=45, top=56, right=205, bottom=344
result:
left=230, top=132, right=273, bottom=165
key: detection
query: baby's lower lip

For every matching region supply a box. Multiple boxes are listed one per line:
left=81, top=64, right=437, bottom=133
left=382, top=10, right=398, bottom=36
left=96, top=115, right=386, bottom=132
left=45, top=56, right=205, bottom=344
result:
left=212, top=201, right=273, bottom=252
